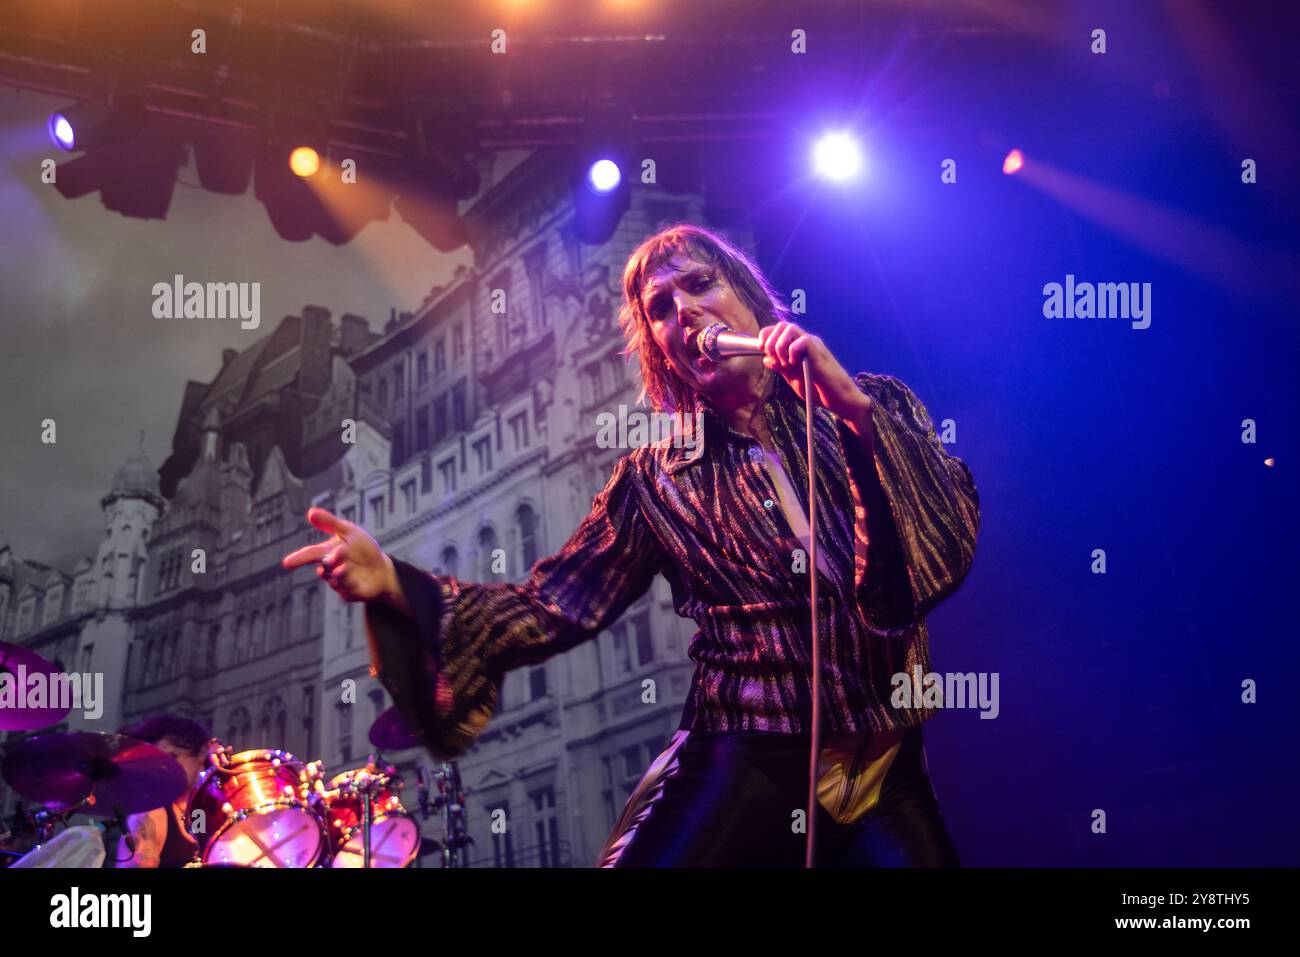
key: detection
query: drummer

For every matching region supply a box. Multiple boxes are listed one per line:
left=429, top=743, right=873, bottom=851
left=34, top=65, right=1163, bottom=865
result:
left=114, top=716, right=211, bottom=868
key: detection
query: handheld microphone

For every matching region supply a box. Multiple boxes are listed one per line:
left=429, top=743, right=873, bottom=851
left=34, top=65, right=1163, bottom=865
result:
left=694, top=322, right=764, bottom=360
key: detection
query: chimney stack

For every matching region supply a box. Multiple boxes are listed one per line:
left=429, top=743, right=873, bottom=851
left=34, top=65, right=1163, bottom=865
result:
left=339, top=314, right=371, bottom=356
left=299, top=305, right=332, bottom=396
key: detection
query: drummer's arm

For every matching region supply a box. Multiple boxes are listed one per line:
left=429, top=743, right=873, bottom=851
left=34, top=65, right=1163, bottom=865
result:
left=117, top=808, right=165, bottom=868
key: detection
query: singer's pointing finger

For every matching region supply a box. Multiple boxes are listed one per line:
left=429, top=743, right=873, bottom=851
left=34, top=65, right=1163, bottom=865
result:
left=282, top=540, right=336, bottom=569
left=307, top=507, right=352, bottom=537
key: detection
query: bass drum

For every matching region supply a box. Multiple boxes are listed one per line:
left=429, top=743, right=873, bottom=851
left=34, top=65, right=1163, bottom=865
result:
left=187, top=748, right=326, bottom=868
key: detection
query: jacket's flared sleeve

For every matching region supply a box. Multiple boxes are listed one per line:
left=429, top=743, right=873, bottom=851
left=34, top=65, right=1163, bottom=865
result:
left=364, top=454, right=665, bottom=759
left=835, top=371, right=980, bottom=636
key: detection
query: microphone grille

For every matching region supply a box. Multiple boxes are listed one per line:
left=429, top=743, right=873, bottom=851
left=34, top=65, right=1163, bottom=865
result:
left=696, top=323, right=728, bottom=359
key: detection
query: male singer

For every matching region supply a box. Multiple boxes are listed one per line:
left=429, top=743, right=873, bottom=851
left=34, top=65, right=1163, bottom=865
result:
left=283, top=223, right=979, bottom=866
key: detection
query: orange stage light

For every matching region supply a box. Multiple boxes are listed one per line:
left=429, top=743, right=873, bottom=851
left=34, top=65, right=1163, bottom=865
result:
left=289, top=146, right=320, bottom=178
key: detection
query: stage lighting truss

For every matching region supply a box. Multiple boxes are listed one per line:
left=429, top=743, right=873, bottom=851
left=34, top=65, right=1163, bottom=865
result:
left=401, top=113, right=482, bottom=200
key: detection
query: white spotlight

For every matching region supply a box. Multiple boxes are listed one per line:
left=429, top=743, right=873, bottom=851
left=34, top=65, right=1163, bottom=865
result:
left=586, top=158, right=622, bottom=193
left=813, top=132, right=863, bottom=181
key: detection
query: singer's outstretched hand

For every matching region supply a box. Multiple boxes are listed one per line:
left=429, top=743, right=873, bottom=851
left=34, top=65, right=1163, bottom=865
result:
left=757, top=321, right=873, bottom=436
left=281, top=507, right=410, bottom=615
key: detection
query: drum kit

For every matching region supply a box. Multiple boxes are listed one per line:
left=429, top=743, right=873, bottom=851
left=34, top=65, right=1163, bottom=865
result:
left=1, top=641, right=471, bottom=868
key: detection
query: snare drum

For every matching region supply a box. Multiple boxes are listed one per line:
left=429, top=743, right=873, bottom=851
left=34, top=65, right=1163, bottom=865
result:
left=187, top=748, right=327, bottom=868
left=321, top=767, right=419, bottom=868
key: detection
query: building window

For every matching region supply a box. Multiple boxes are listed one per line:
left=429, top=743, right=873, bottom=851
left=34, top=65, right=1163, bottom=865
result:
left=440, top=545, right=459, bottom=578
left=472, top=436, right=492, bottom=474
left=392, top=421, right=407, bottom=465
left=342, top=506, right=356, bottom=524
left=434, top=337, right=446, bottom=375
left=417, top=351, right=428, bottom=387
left=433, top=396, right=447, bottom=443
left=528, top=664, right=547, bottom=700
left=335, top=702, right=351, bottom=748
left=415, top=408, right=429, bottom=451
left=401, top=479, right=416, bottom=516
left=264, top=604, right=279, bottom=653
left=621, top=745, right=642, bottom=783
left=307, top=588, right=322, bottom=637
left=516, top=504, right=537, bottom=570
left=478, top=526, right=499, bottom=580
left=420, top=455, right=432, bottom=494
left=44, top=586, right=64, bottom=624
left=453, top=323, right=465, bottom=362
left=452, top=384, right=466, bottom=432
left=508, top=411, right=529, bottom=450
left=369, top=495, right=384, bottom=530
left=394, top=365, right=404, bottom=400
left=378, top=378, right=388, bottom=406
left=585, top=364, right=610, bottom=406
left=487, top=802, right=514, bottom=868
left=438, top=458, right=457, bottom=495
left=610, top=611, right=653, bottom=674
left=631, top=611, right=654, bottom=666
left=601, top=757, right=617, bottom=827
left=611, top=623, right=631, bottom=674
left=16, top=599, right=34, bottom=635
left=530, top=787, right=560, bottom=868
left=302, top=685, right=315, bottom=757
left=524, top=241, right=549, bottom=332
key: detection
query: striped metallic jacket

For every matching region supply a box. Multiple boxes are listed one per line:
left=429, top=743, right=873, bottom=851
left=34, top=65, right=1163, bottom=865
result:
left=366, top=371, right=980, bottom=760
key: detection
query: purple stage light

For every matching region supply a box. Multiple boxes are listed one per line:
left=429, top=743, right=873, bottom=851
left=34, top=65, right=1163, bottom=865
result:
left=813, top=132, right=862, bottom=181
left=586, top=158, right=621, bottom=193
left=49, top=113, right=75, bottom=151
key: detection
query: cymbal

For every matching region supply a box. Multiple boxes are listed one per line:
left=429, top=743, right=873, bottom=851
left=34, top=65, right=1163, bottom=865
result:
left=1, top=732, right=187, bottom=816
left=0, top=641, right=71, bottom=731
left=368, top=705, right=420, bottom=750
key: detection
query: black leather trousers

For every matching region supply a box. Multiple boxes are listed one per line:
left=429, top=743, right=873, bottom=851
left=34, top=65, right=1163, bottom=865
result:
left=598, top=724, right=961, bottom=867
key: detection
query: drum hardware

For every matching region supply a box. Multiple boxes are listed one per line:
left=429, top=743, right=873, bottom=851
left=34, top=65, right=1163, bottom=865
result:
left=0, top=804, right=79, bottom=866
left=421, top=760, right=470, bottom=868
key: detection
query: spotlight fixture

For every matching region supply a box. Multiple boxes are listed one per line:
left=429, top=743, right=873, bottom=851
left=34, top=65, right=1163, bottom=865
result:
left=46, top=97, right=141, bottom=153
left=54, top=127, right=185, bottom=220
left=586, top=158, right=622, bottom=194
left=571, top=112, right=634, bottom=243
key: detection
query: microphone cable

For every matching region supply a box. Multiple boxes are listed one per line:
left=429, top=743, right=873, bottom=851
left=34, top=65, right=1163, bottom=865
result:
left=801, top=357, right=823, bottom=869
left=695, top=324, right=825, bottom=866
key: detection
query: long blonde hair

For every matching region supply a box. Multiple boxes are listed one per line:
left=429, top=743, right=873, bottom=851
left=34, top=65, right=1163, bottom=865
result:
left=618, top=223, right=793, bottom=413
